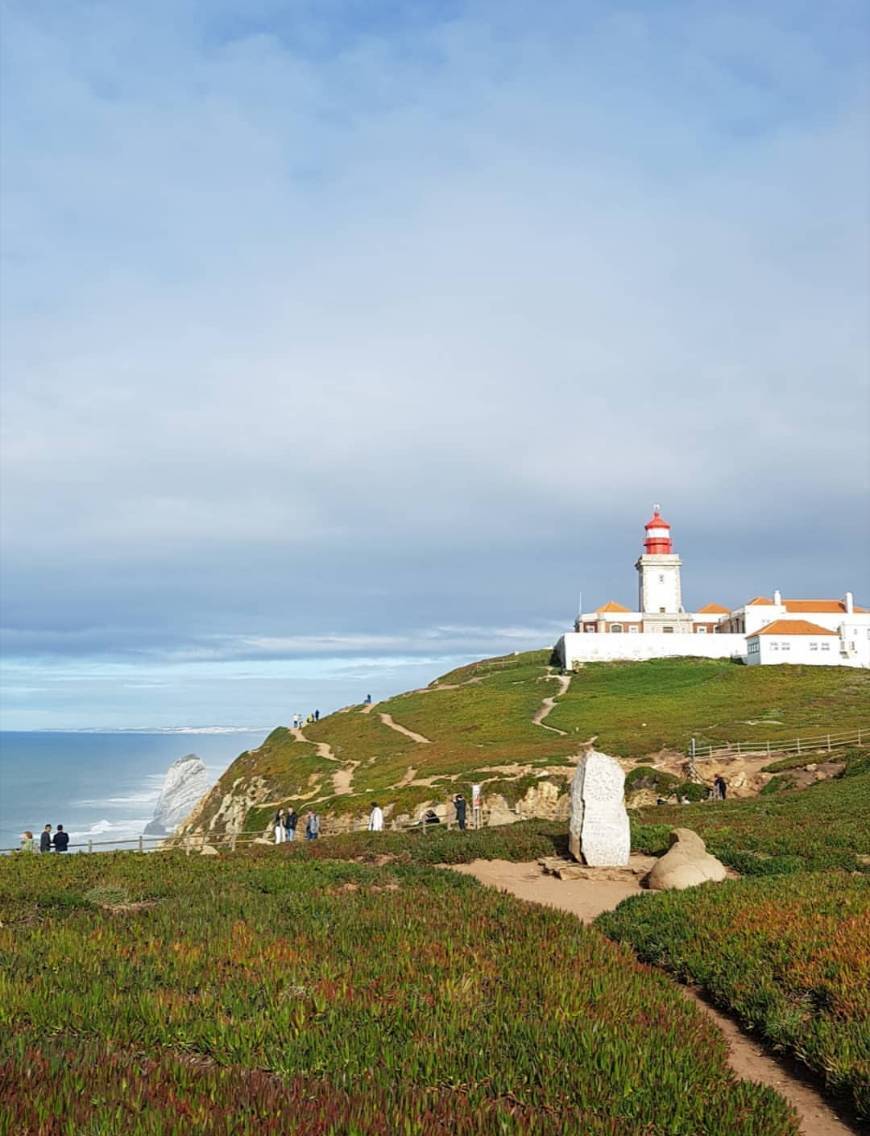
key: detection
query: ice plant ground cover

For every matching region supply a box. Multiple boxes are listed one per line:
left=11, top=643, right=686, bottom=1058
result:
left=0, top=851, right=800, bottom=1136
left=598, top=872, right=870, bottom=1119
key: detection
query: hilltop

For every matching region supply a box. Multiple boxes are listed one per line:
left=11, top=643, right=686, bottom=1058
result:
left=180, top=651, right=869, bottom=841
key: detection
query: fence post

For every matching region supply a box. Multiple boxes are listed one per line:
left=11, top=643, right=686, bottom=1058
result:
left=138, top=835, right=144, bottom=853
left=827, top=734, right=831, bottom=753
left=796, top=738, right=801, bottom=756
left=766, top=740, right=771, bottom=756
left=88, top=839, right=93, bottom=854
left=736, top=742, right=741, bottom=755
left=690, top=737, right=696, bottom=758
left=858, top=729, right=862, bottom=745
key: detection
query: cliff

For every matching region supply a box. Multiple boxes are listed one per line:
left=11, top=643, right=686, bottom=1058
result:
left=144, top=754, right=211, bottom=836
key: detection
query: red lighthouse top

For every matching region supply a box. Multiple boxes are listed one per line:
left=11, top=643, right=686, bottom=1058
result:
left=643, top=505, right=673, bottom=554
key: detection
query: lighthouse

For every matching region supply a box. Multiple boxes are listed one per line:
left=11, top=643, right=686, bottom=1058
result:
left=636, top=506, right=684, bottom=618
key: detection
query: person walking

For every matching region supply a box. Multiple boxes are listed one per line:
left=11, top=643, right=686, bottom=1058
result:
left=39, top=825, right=52, bottom=853
left=305, top=812, right=320, bottom=841
left=714, top=775, right=727, bottom=800
left=453, top=793, right=467, bottom=831
left=52, top=825, right=70, bottom=852
left=19, top=831, right=36, bottom=853
left=284, top=807, right=297, bottom=842
left=368, top=803, right=384, bottom=832
left=274, top=809, right=286, bottom=844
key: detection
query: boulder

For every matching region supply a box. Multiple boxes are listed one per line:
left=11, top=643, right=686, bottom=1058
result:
left=568, top=750, right=630, bottom=867
left=200, top=844, right=220, bottom=856
left=645, top=828, right=727, bottom=891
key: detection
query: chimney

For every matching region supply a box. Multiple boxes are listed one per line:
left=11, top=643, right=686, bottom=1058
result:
left=773, top=589, right=782, bottom=606
left=845, top=591, right=854, bottom=614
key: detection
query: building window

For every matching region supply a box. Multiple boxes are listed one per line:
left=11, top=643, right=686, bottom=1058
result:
left=697, top=626, right=707, bottom=634
left=611, top=624, right=623, bottom=633
left=809, top=642, right=818, bottom=651
left=781, top=643, right=790, bottom=651
left=658, top=574, right=664, bottom=583
left=821, top=642, right=830, bottom=651
left=628, top=626, right=639, bottom=633
left=659, top=607, right=666, bottom=613
left=662, top=626, right=674, bottom=633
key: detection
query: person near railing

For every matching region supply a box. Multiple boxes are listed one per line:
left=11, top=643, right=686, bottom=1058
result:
left=52, top=825, right=70, bottom=852
left=19, top=831, right=36, bottom=853
left=368, top=803, right=384, bottom=832
left=284, top=807, right=298, bottom=841
left=305, top=812, right=320, bottom=840
left=273, top=809, right=287, bottom=844
left=39, top=825, right=52, bottom=853
left=453, top=794, right=467, bottom=831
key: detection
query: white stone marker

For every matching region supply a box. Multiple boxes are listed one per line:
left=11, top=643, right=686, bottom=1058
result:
left=568, top=750, right=630, bottom=866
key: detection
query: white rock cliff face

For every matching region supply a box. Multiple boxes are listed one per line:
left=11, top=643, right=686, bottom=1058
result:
left=144, top=755, right=211, bottom=835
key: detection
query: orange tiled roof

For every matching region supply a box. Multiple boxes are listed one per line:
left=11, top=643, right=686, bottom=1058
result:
left=596, top=601, right=631, bottom=613
left=783, top=599, right=868, bottom=614
left=752, top=619, right=837, bottom=637
left=696, top=603, right=730, bottom=615
left=747, top=596, right=773, bottom=606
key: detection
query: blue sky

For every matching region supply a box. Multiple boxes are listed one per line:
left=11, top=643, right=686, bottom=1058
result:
left=1, top=0, right=868, bottom=728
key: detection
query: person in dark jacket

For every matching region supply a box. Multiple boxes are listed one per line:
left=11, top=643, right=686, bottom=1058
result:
left=453, top=794, right=467, bottom=831
left=714, top=775, right=727, bottom=800
left=39, top=825, right=52, bottom=853
left=284, top=808, right=298, bottom=842
left=52, top=825, right=70, bottom=852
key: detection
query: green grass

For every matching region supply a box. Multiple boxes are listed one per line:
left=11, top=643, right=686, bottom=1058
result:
left=598, top=872, right=870, bottom=1118
left=762, top=746, right=869, bottom=774
left=634, top=772, right=870, bottom=874
left=549, top=657, right=870, bottom=755
left=0, top=850, right=799, bottom=1135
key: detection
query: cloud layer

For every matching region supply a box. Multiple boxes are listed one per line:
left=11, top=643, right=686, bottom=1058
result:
left=2, top=1, right=868, bottom=726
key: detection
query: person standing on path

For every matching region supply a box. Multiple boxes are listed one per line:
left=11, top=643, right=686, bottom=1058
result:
left=368, top=803, right=384, bottom=832
left=305, top=812, right=320, bottom=840
left=273, top=809, right=287, bottom=844
left=284, top=808, right=297, bottom=842
left=453, top=794, right=467, bottom=831
left=39, top=825, right=52, bottom=853
left=314, top=709, right=320, bottom=722
left=714, top=775, right=727, bottom=800
left=52, top=825, right=69, bottom=852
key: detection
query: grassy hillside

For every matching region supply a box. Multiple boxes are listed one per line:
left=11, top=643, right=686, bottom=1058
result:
left=184, top=651, right=870, bottom=837
left=1, top=849, right=800, bottom=1135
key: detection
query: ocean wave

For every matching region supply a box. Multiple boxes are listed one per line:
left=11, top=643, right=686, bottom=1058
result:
left=68, top=818, right=152, bottom=843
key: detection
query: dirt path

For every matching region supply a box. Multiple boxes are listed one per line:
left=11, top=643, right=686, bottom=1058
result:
left=451, top=859, right=857, bottom=1136
left=379, top=712, right=431, bottom=744
left=532, top=673, right=571, bottom=735
left=291, top=727, right=339, bottom=763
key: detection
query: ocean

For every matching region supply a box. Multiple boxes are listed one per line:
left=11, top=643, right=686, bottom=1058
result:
left=0, top=730, right=269, bottom=852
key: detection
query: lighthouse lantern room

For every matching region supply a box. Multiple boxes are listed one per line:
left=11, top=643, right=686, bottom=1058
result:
left=636, top=507, right=686, bottom=621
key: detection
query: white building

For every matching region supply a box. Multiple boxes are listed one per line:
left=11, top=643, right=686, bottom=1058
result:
left=555, top=508, right=870, bottom=668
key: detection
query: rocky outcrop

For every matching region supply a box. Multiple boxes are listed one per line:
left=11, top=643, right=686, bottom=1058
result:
left=645, top=828, right=727, bottom=891
left=144, top=755, right=210, bottom=836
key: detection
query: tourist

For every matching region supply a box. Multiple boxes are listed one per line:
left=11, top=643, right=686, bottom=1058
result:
left=39, top=824, right=52, bottom=853
left=19, top=831, right=36, bottom=853
left=314, top=709, right=320, bottom=722
left=52, top=825, right=70, bottom=852
left=305, top=812, right=320, bottom=840
left=423, top=809, right=440, bottom=826
left=364, top=693, right=372, bottom=705
left=714, top=775, right=727, bottom=800
left=284, top=807, right=297, bottom=842
left=368, top=802, right=384, bottom=832
left=274, top=809, right=286, bottom=844
left=453, top=793, right=467, bottom=831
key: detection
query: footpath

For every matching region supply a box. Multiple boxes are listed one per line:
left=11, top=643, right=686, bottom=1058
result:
left=451, top=859, right=858, bottom=1136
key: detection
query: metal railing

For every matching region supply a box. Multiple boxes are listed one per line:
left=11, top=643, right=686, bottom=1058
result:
left=689, top=726, right=867, bottom=760
left=1, top=814, right=476, bottom=856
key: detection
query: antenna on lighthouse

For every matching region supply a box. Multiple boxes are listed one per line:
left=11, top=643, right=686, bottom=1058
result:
left=653, top=502, right=661, bottom=514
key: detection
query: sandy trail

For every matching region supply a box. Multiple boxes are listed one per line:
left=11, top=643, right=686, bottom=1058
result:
left=451, top=859, right=857, bottom=1136
left=291, top=727, right=338, bottom=762
left=532, top=673, right=571, bottom=735
left=379, top=712, right=431, bottom=744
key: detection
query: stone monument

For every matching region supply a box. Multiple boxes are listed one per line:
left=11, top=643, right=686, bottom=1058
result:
left=568, top=749, right=630, bottom=866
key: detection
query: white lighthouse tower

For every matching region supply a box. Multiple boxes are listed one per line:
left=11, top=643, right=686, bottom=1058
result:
left=635, top=507, right=690, bottom=630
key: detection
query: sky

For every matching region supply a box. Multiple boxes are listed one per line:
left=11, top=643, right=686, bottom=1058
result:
left=1, top=0, right=868, bottom=729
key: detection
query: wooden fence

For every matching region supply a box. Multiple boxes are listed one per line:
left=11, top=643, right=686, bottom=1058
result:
left=689, top=726, right=867, bottom=760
